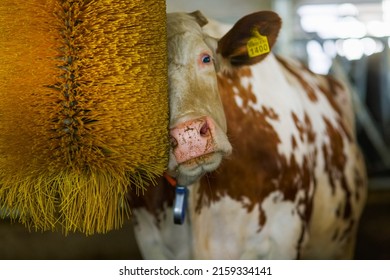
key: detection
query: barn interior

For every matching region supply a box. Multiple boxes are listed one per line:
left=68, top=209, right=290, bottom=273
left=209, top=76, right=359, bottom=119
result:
left=0, top=0, right=389, bottom=260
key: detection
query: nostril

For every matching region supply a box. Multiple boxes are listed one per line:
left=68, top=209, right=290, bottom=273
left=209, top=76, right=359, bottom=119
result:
left=170, top=136, right=178, bottom=149
left=200, top=121, right=210, bottom=137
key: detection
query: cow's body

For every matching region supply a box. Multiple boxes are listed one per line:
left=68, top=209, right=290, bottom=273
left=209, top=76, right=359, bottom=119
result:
left=130, top=11, right=367, bottom=259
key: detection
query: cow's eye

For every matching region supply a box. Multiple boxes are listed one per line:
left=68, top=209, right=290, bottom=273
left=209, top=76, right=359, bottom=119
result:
left=202, top=54, right=212, bottom=64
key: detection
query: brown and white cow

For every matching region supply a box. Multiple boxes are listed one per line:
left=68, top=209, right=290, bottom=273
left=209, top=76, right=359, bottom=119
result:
left=130, top=11, right=367, bottom=259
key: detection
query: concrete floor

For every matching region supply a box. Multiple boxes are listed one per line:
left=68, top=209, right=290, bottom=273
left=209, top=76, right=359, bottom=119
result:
left=0, top=180, right=388, bottom=260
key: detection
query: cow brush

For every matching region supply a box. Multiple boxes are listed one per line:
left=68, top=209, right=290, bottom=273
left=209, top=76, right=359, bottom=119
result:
left=0, top=0, right=169, bottom=235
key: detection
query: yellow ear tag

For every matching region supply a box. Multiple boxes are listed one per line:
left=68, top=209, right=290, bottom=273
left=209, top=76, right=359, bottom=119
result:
left=247, top=29, right=270, bottom=58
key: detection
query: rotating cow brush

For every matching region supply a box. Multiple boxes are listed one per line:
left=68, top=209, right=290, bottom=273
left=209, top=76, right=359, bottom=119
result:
left=0, top=0, right=168, bottom=234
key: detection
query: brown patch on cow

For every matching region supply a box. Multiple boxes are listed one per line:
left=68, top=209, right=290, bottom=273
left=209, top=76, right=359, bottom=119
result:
left=262, top=106, right=279, bottom=120
left=317, top=75, right=351, bottom=132
left=275, top=56, right=318, bottom=102
left=322, top=117, right=347, bottom=192
left=324, top=76, right=354, bottom=140
left=304, top=114, right=316, bottom=143
left=291, top=136, right=298, bottom=149
left=292, top=113, right=304, bottom=142
left=325, top=75, right=347, bottom=105
left=318, top=83, right=342, bottom=116
left=338, top=118, right=353, bottom=142
left=326, top=75, right=344, bottom=94
left=225, top=67, right=258, bottom=111
left=235, top=67, right=252, bottom=78
left=196, top=67, right=317, bottom=234
left=322, top=117, right=353, bottom=220
left=292, top=112, right=316, bottom=143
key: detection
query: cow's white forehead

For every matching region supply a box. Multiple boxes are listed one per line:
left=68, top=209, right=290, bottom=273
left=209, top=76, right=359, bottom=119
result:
left=167, top=12, right=204, bottom=38
left=167, top=13, right=211, bottom=64
left=167, top=33, right=207, bottom=66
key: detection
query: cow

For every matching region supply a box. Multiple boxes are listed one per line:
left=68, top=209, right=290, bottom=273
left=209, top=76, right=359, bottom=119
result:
left=130, top=10, right=367, bottom=259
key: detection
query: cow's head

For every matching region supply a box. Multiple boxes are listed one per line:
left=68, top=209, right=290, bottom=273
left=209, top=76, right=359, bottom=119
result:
left=166, top=11, right=281, bottom=186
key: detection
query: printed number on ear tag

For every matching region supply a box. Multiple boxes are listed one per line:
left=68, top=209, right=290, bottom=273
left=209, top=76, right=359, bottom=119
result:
left=247, top=29, right=270, bottom=58
left=173, top=186, right=188, bottom=224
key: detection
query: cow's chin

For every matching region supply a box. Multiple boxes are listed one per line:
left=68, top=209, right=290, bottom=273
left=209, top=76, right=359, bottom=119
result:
left=168, top=152, right=223, bottom=186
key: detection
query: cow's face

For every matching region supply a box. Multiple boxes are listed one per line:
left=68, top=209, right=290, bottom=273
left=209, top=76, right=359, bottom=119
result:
left=166, top=11, right=281, bottom=186
left=166, top=11, right=231, bottom=186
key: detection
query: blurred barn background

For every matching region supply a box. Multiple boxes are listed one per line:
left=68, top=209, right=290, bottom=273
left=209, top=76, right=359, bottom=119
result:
left=1, top=0, right=389, bottom=259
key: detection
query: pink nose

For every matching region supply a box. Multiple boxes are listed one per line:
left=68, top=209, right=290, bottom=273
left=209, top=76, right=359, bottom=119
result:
left=170, top=117, right=216, bottom=164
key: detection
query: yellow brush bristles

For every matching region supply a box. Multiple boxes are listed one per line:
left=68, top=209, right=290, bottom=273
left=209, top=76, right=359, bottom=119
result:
left=0, top=0, right=168, bottom=234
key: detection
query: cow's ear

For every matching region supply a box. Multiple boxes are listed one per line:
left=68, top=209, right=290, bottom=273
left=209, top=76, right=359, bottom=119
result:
left=189, top=10, right=208, bottom=27
left=217, top=11, right=281, bottom=67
